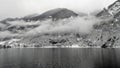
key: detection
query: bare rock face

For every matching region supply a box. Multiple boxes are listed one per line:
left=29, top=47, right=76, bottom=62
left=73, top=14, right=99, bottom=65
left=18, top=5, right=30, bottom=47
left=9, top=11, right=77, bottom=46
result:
left=94, top=0, right=120, bottom=48
left=96, top=8, right=111, bottom=18
left=23, top=8, right=78, bottom=21
left=108, top=0, right=120, bottom=16
left=97, top=0, right=120, bottom=19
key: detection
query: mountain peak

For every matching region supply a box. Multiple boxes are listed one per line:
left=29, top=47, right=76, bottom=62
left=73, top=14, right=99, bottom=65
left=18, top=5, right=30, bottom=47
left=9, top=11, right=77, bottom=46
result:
left=97, top=0, right=120, bottom=19
left=23, top=8, right=78, bottom=21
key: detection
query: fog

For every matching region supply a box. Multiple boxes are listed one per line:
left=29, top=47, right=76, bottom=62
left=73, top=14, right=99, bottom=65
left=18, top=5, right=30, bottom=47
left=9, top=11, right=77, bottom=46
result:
left=26, top=16, right=101, bottom=35
left=0, top=15, right=105, bottom=39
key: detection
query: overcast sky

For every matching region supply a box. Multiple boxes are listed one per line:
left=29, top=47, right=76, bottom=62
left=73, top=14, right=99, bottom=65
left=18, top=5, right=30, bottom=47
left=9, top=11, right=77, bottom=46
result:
left=0, top=0, right=116, bottom=20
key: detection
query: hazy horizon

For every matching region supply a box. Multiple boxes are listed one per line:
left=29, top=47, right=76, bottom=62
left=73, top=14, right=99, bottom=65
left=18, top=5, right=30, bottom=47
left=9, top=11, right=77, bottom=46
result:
left=0, top=0, right=116, bottom=20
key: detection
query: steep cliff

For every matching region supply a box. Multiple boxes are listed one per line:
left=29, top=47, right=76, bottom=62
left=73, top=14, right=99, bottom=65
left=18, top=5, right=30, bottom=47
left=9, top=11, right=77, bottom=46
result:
left=97, top=0, right=120, bottom=19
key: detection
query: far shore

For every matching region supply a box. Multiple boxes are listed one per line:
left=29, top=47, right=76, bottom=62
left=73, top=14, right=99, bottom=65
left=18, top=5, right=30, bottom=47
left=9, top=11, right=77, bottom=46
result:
left=1, top=45, right=120, bottom=49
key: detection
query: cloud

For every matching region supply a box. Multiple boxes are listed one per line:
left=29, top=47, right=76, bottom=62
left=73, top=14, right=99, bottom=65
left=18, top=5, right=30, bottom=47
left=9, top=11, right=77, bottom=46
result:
left=25, top=16, right=101, bottom=36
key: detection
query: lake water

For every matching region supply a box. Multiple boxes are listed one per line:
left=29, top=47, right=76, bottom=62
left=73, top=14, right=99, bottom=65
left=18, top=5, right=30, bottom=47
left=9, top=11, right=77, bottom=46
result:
left=0, top=48, right=120, bottom=68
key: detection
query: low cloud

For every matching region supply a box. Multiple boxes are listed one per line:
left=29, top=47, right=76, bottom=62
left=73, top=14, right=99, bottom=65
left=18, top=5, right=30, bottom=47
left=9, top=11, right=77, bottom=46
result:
left=26, top=16, right=101, bottom=35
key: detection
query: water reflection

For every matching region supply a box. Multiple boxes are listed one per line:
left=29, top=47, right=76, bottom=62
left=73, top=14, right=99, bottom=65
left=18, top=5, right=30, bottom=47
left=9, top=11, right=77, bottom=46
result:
left=0, top=48, right=120, bottom=68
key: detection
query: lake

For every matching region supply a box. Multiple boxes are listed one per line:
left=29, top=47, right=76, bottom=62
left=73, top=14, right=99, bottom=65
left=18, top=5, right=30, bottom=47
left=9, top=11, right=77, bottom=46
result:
left=0, top=48, right=120, bottom=68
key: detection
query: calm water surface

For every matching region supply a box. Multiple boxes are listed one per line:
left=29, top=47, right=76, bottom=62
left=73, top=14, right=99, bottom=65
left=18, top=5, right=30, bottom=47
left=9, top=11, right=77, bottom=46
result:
left=0, top=48, right=120, bottom=68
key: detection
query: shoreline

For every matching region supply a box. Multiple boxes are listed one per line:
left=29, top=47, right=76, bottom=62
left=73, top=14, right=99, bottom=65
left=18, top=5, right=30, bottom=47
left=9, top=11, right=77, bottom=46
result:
left=1, top=46, right=120, bottom=48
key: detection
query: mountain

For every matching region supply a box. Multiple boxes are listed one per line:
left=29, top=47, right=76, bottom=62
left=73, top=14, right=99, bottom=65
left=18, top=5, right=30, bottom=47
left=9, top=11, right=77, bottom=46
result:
left=0, top=8, right=79, bottom=24
left=0, top=18, right=21, bottom=26
left=0, top=8, right=79, bottom=33
left=75, top=11, right=88, bottom=16
left=0, top=8, right=79, bottom=41
left=93, top=0, right=120, bottom=48
left=96, top=0, right=120, bottom=19
left=0, top=7, right=89, bottom=48
left=1, top=6, right=120, bottom=48
left=18, top=2, right=120, bottom=48
left=23, top=8, right=78, bottom=21
left=23, top=13, right=39, bottom=20
left=90, top=10, right=102, bottom=16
